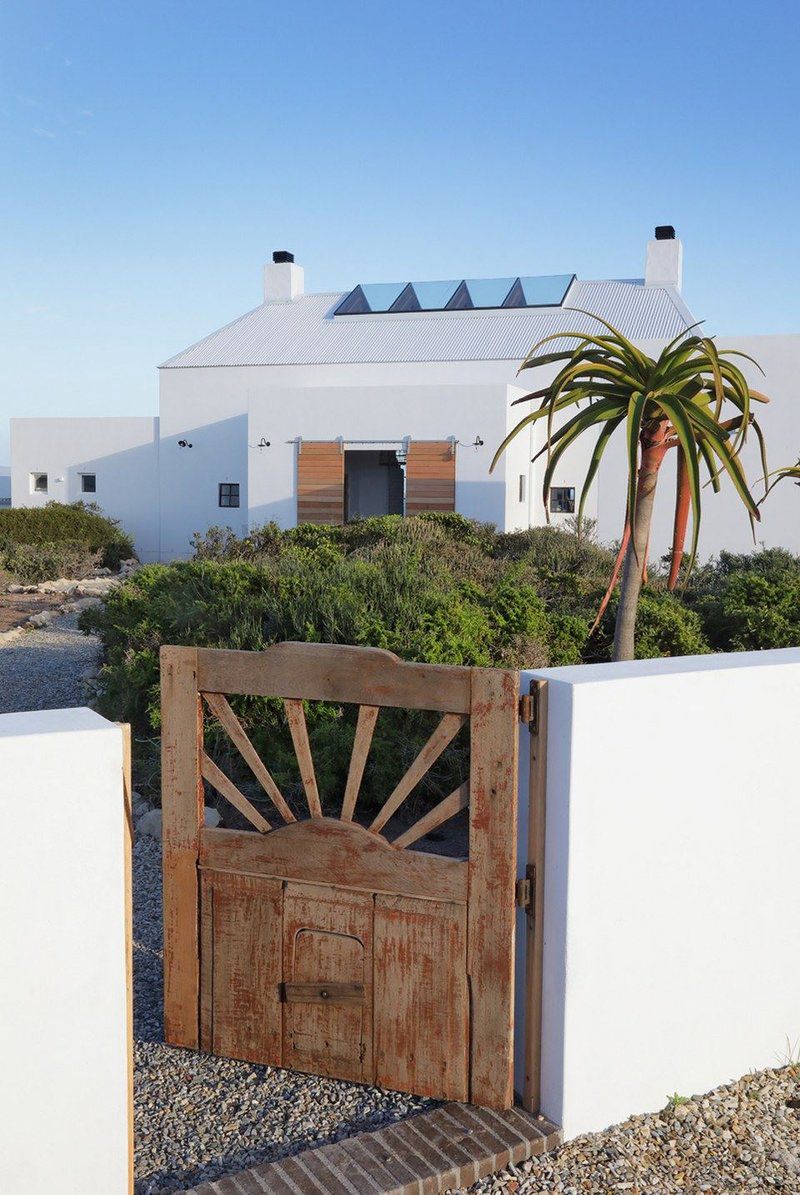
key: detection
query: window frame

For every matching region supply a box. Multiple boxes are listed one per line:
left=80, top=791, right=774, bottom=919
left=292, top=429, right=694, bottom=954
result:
left=549, top=485, right=576, bottom=515
left=80, top=473, right=97, bottom=494
left=30, top=472, right=48, bottom=495
left=218, top=482, right=240, bottom=509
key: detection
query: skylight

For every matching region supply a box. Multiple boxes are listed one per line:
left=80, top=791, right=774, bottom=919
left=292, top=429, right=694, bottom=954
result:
left=334, top=273, right=575, bottom=315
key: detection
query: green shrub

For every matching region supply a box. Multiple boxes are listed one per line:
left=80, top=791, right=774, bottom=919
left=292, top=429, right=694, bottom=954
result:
left=691, top=550, right=800, bottom=651
left=0, top=501, right=135, bottom=573
left=0, top=541, right=102, bottom=585
left=587, top=587, right=710, bottom=661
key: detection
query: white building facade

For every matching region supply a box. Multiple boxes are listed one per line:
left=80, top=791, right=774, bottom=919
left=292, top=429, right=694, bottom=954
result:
left=10, top=234, right=800, bottom=562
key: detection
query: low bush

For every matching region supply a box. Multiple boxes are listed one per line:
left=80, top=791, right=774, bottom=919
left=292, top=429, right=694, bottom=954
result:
left=0, top=501, right=135, bottom=576
left=84, top=517, right=799, bottom=814
left=0, top=541, right=102, bottom=585
left=690, top=549, right=800, bottom=651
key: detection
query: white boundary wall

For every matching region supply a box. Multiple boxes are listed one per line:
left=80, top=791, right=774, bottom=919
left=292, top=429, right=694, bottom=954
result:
left=0, top=708, right=129, bottom=1194
left=520, top=648, right=800, bottom=1139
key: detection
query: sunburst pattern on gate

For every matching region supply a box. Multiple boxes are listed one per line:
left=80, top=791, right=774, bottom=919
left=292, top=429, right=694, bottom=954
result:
left=199, top=690, right=469, bottom=850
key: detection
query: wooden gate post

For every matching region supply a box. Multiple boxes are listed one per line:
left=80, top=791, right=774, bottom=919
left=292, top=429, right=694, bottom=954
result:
left=161, top=646, right=204, bottom=1048
left=467, top=667, right=519, bottom=1109
left=522, top=679, right=548, bottom=1115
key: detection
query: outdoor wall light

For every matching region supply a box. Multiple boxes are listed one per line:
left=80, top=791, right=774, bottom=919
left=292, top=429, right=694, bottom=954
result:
left=177, top=439, right=193, bottom=448
left=472, top=436, right=484, bottom=448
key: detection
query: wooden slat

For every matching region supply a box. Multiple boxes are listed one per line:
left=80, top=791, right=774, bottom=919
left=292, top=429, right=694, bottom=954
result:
left=161, top=645, right=203, bottom=1050
left=297, top=440, right=344, bottom=525
left=283, top=883, right=373, bottom=1082
left=392, top=781, right=469, bottom=849
left=405, top=440, right=455, bottom=514
left=523, top=679, right=548, bottom=1115
left=467, top=666, right=519, bottom=1109
left=199, top=872, right=214, bottom=1052
left=370, top=712, right=467, bottom=834
left=202, top=691, right=295, bottom=824
left=197, top=641, right=471, bottom=713
left=341, top=704, right=379, bottom=821
left=284, top=698, right=323, bottom=818
left=203, top=870, right=283, bottom=1065
left=200, top=752, right=272, bottom=833
left=119, top=723, right=134, bottom=1195
left=374, top=895, right=469, bottom=1100
left=283, top=982, right=365, bottom=1005
left=200, top=821, right=468, bottom=904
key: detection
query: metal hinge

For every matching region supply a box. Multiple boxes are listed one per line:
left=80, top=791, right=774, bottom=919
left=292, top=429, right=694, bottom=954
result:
left=519, top=685, right=539, bottom=732
left=515, top=864, right=536, bottom=916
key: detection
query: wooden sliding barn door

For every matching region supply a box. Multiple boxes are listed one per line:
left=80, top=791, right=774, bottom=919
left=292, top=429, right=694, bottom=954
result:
left=161, top=642, right=519, bottom=1109
left=296, top=441, right=344, bottom=524
left=405, top=440, right=456, bottom=514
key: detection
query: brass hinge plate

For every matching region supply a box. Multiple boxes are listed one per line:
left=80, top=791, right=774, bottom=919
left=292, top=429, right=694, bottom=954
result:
left=519, top=685, right=539, bottom=731
left=515, top=864, right=536, bottom=915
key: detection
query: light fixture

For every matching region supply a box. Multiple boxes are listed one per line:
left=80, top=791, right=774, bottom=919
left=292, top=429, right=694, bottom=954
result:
left=177, top=439, right=193, bottom=449
left=472, top=436, right=484, bottom=448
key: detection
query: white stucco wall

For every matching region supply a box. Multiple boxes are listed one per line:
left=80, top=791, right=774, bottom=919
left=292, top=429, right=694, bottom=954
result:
left=521, top=649, right=800, bottom=1139
left=0, top=708, right=129, bottom=1194
left=10, top=416, right=160, bottom=561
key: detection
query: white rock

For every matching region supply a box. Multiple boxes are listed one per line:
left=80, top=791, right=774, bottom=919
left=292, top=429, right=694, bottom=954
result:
left=136, top=805, right=221, bottom=839
left=38, top=578, right=79, bottom=595
left=7, top=584, right=26, bottom=594
left=27, top=610, right=55, bottom=628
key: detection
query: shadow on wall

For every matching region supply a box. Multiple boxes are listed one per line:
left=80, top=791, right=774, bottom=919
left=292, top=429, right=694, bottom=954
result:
left=159, top=416, right=249, bottom=561
left=14, top=441, right=160, bottom=563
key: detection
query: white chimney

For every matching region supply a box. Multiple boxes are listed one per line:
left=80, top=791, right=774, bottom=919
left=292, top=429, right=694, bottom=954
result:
left=645, top=225, right=683, bottom=291
left=263, top=250, right=304, bottom=302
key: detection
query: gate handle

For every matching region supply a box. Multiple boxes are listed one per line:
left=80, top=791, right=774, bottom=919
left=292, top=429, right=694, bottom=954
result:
left=282, top=981, right=365, bottom=1006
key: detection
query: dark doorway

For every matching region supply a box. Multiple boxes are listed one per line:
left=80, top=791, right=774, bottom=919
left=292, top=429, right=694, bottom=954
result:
left=344, top=450, right=404, bottom=521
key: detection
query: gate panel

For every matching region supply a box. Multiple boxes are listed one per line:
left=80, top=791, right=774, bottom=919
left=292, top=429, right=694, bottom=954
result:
left=200, top=870, right=283, bottom=1064
left=161, top=642, right=521, bottom=1109
left=374, top=895, right=469, bottom=1101
left=283, top=883, right=373, bottom=1084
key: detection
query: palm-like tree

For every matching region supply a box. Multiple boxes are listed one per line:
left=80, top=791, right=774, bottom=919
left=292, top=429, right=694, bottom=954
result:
left=491, top=313, right=769, bottom=660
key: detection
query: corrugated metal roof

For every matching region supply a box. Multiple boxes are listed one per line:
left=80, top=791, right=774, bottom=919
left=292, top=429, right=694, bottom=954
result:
left=160, top=278, right=695, bottom=369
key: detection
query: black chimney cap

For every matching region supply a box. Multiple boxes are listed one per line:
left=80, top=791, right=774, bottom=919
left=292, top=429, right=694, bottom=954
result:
left=654, top=225, right=676, bottom=241
left=272, top=250, right=294, bottom=263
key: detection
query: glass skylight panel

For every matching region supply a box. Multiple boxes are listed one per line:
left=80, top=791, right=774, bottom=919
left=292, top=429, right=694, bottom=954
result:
left=335, top=272, right=577, bottom=315
left=334, top=286, right=369, bottom=315
left=410, top=280, right=461, bottom=310
left=512, top=274, right=575, bottom=307
left=359, top=282, right=407, bottom=312
left=463, top=277, right=517, bottom=309
left=389, top=283, right=421, bottom=312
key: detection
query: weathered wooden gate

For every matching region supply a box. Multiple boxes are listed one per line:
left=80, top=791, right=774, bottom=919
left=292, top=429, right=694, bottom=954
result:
left=161, top=642, right=519, bottom=1109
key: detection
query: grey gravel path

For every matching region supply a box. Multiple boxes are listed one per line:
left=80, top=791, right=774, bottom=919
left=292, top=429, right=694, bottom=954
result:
left=133, top=837, right=433, bottom=1195
left=0, top=610, right=100, bottom=713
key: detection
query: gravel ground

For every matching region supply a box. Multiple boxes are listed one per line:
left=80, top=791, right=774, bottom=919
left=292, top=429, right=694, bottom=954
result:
left=0, top=609, right=100, bottom=713
left=454, top=1069, right=800, bottom=1194
left=133, top=836, right=433, bottom=1195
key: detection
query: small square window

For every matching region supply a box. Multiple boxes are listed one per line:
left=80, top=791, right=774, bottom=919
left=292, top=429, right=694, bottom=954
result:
left=81, top=474, right=96, bottom=494
left=518, top=473, right=527, bottom=503
left=219, top=482, right=240, bottom=508
left=549, top=486, right=576, bottom=514
left=31, top=472, right=48, bottom=494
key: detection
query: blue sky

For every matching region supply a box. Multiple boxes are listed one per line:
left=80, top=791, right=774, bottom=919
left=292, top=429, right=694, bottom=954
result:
left=1, top=0, right=799, bottom=463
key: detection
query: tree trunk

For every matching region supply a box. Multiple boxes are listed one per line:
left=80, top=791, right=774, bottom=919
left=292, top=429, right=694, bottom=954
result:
left=612, top=425, right=670, bottom=661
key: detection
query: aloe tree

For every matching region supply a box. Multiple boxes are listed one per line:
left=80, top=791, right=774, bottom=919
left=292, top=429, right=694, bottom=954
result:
left=491, top=313, right=769, bottom=660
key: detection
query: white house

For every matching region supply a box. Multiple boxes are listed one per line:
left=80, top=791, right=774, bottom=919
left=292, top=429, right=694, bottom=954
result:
left=10, top=231, right=800, bottom=562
